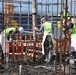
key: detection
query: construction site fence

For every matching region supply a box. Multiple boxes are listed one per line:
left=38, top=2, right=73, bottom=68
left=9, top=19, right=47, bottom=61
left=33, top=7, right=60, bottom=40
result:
left=6, top=33, right=42, bottom=61
left=5, top=33, right=71, bottom=62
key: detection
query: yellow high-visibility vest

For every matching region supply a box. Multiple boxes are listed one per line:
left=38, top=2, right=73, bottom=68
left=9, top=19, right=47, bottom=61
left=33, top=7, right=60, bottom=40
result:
left=63, top=10, right=68, bottom=17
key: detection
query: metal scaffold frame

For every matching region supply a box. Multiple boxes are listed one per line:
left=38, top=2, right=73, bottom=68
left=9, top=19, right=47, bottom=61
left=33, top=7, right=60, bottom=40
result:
left=0, top=0, right=75, bottom=29
left=0, top=0, right=76, bottom=75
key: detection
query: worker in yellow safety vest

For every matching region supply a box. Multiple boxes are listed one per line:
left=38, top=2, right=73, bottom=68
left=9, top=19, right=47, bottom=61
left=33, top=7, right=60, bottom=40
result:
left=34, top=17, right=54, bottom=62
left=0, top=26, right=24, bottom=61
left=63, top=6, right=70, bottom=18
left=70, top=20, right=76, bottom=52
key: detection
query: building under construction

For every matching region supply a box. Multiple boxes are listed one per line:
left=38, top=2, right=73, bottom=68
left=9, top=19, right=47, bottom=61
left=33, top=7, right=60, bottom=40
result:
left=0, top=0, right=76, bottom=75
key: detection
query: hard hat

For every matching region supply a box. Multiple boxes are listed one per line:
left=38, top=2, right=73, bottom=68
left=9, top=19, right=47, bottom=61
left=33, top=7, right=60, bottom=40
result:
left=12, top=20, right=18, bottom=28
left=70, top=59, right=74, bottom=65
left=18, top=27, right=24, bottom=34
left=41, top=17, right=46, bottom=22
left=57, top=21, right=61, bottom=27
left=68, top=17, right=70, bottom=19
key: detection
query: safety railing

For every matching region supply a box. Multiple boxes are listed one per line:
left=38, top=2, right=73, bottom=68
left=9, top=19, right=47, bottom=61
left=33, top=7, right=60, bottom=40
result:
left=6, top=33, right=42, bottom=61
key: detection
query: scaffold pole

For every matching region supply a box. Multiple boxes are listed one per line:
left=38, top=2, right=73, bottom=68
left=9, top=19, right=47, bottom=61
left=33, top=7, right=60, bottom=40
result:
left=32, top=0, right=37, bottom=62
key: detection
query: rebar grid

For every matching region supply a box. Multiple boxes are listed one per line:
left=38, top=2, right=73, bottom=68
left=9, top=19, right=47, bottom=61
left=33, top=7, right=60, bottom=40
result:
left=0, top=0, right=76, bottom=75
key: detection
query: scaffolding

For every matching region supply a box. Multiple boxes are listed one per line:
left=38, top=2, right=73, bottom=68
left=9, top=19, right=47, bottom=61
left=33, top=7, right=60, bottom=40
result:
left=0, top=0, right=75, bottom=29
left=0, top=0, right=76, bottom=75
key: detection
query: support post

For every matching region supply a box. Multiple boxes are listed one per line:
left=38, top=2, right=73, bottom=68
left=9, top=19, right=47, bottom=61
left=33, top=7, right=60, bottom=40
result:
left=32, top=0, right=37, bottom=62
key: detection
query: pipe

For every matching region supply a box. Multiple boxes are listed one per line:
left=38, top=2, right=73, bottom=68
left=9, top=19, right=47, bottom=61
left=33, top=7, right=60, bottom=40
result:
left=19, top=65, right=22, bottom=75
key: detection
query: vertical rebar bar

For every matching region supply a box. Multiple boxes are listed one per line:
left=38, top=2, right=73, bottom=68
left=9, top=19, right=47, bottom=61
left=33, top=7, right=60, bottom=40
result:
left=74, top=0, right=75, bottom=16
left=59, top=0, right=64, bottom=74
left=2, top=0, right=4, bottom=30
left=47, top=0, right=49, bottom=20
left=46, top=0, right=47, bottom=18
left=68, top=0, right=73, bottom=75
left=51, top=0, right=53, bottom=23
left=28, top=0, right=30, bottom=30
left=70, top=0, right=72, bottom=19
left=64, top=0, right=68, bottom=74
left=19, top=0, right=21, bottom=26
left=55, top=0, right=59, bottom=75
left=41, top=0, right=42, bottom=18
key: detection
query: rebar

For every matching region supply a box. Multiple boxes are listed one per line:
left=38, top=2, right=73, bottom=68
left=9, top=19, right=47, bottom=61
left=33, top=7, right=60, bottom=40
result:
left=0, top=0, right=75, bottom=75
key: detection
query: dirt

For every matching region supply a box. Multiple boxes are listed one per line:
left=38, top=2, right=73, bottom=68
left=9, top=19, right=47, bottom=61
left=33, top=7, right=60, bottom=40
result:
left=0, top=59, right=76, bottom=75
left=0, top=54, right=76, bottom=75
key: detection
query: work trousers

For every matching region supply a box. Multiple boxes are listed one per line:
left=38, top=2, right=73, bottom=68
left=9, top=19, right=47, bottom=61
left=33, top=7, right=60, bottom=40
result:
left=0, top=32, right=9, bottom=54
left=42, top=32, right=54, bottom=62
left=71, top=34, right=76, bottom=52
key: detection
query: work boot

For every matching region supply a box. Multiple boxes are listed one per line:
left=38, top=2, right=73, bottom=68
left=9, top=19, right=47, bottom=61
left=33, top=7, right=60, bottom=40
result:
left=39, top=54, right=46, bottom=62
left=44, top=56, right=50, bottom=62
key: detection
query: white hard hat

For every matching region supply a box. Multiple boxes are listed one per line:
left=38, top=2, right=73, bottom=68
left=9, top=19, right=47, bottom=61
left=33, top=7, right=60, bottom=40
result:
left=70, top=59, right=74, bottom=65
left=68, top=17, right=70, bottom=19
left=41, top=17, right=45, bottom=22
left=18, top=27, right=24, bottom=34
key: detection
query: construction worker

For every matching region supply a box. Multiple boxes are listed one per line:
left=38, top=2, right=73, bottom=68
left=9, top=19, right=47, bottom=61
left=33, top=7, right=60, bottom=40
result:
left=34, top=17, right=54, bottom=62
left=0, top=26, right=24, bottom=60
left=63, top=6, right=70, bottom=18
left=69, top=22, right=76, bottom=52
left=61, top=6, right=70, bottom=30
left=65, top=22, right=76, bottom=65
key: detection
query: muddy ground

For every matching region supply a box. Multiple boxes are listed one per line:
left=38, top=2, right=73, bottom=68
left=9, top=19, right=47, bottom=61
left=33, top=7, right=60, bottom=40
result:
left=0, top=58, right=76, bottom=75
